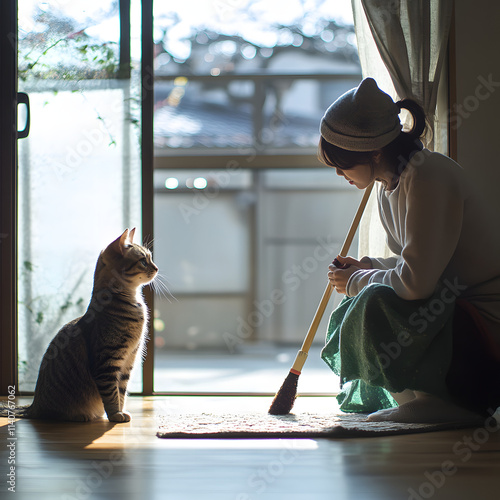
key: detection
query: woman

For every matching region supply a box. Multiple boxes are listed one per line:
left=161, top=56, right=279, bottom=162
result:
left=319, top=77, right=500, bottom=424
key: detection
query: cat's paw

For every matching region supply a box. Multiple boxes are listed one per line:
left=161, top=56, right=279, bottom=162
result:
left=108, top=411, right=131, bottom=423
left=72, top=414, right=93, bottom=422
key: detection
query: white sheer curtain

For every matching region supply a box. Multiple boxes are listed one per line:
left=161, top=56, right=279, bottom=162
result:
left=352, top=0, right=453, bottom=259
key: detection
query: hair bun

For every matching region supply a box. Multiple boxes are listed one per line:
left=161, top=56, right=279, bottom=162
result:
left=395, top=98, right=427, bottom=140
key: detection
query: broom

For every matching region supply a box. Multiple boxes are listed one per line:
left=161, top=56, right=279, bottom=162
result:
left=268, top=181, right=374, bottom=415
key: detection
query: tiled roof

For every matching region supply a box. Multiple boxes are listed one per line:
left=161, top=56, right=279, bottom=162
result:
left=154, top=96, right=320, bottom=150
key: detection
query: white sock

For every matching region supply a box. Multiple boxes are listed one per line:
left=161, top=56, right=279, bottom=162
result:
left=367, top=392, right=485, bottom=425
left=390, top=389, right=416, bottom=406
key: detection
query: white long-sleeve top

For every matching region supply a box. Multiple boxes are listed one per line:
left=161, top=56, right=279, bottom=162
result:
left=346, top=149, right=500, bottom=343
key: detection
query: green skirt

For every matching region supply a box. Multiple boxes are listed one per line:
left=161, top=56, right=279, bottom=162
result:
left=321, top=283, right=456, bottom=413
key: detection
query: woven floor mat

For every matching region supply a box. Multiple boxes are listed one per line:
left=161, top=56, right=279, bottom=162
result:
left=157, top=412, right=474, bottom=439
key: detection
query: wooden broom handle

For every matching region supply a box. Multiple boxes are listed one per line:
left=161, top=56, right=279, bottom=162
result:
left=299, top=181, right=374, bottom=355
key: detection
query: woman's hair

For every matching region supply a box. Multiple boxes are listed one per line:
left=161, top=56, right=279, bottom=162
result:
left=318, top=98, right=427, bottom=177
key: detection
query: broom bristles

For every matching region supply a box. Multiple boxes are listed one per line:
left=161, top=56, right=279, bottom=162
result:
left=268, top=371, right=299, bottom=415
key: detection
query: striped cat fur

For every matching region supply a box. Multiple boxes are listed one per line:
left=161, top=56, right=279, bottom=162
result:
left=1, top=229, right=158, bottom=422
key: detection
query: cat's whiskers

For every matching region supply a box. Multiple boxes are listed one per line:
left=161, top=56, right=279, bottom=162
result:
left=151, top=273, right=176, bottom=303
left=142, top=236, right=155, bottom=252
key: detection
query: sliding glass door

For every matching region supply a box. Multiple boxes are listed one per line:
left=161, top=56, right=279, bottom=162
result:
left=15, top=0, right=145, bottom=392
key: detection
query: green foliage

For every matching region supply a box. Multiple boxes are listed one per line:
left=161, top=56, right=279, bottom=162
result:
left=60, top=297, right=85, bottom=313
left=18, top=33, right=118, bottom=81
left=23, top=260, right=34, bottom=272
left=19, top=268, right=87, bottom=326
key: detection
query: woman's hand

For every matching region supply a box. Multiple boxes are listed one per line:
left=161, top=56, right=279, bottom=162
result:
left=328, top=264, right=357, bottom=295
left=327, top=255, right=371, bottom=295
left=334, top=255, right=372, bottom=269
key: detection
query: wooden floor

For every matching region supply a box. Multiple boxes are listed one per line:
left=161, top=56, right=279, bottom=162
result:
left=1, top=395, right=500, bottom=500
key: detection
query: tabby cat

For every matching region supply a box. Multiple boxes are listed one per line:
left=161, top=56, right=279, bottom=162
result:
left=2, top=229, right=158, bottom=422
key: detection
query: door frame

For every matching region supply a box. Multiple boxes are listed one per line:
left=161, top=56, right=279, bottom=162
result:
left=141, top=0, right=154, bottom=395
left=0, top=0, right=19, bottom=395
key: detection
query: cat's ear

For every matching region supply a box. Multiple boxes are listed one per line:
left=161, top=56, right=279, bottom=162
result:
left=108, top=229, right=129, bottom=256
left=129, top=227, right=136, bottom=243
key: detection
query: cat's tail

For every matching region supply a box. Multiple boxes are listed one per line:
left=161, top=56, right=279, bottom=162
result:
left=0, top=402, right=34, bottom=418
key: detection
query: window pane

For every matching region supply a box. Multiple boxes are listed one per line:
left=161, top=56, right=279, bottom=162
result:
left=153, top=1, right=360, bottom=156
left=152, top=1, right=361, bottom=394
left=17, top=0, right=143, bottom=392
left=154, top=76, right=361, bottom=155
left=154, top=172, right=251, bottom=294
left=153, top=168, right=363, bottom=393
